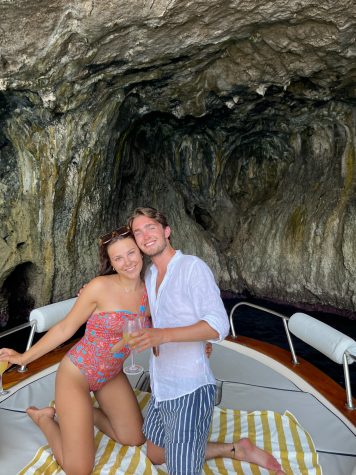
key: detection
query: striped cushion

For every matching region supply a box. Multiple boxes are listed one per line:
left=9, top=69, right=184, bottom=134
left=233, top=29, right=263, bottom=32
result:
left=19, top=390, right=321, bottom=474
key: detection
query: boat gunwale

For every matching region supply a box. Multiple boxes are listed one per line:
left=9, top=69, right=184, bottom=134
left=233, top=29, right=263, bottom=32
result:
left=224, top=335, right=356, bottom=432
left=4, top=335, right=355, bottom=428
left=2, top=339, right=79, bottom=390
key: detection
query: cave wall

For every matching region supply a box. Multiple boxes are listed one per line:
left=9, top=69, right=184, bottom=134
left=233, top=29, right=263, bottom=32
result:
left=0, top=90, right=125, bottom=308
left=0, top=0, right=355, bottom=320
left=115, top=99, right=356, bottom=314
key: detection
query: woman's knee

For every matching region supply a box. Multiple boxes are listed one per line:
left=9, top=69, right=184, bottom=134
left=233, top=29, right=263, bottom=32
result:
left=63, top=458, right=94, bottom=475
left=114, top=431, right=146, bottom=447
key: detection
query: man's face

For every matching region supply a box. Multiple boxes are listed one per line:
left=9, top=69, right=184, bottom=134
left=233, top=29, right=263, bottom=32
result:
left=131, top=215, right=171, bottom=257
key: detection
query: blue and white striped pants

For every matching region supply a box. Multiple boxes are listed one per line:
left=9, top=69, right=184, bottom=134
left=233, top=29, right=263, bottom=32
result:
left=143, top=384, right=216, bottom=475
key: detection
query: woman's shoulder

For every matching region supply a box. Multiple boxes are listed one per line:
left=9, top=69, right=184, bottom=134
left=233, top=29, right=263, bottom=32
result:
left=92, top=274, right=115, bottom=285
left=85, top=275, right=115, bottom=293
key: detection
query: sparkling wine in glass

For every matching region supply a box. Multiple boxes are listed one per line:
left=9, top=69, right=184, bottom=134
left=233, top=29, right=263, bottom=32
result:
left=0, top=360, right=9, bottom=396
left=123, top=319, right=144, bottom=375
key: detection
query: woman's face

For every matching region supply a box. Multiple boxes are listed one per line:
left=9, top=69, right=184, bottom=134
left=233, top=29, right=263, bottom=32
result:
left=108, top=237, right=143, bottom=279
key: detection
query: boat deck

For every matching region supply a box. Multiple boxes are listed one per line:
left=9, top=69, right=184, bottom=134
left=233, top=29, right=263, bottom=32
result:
left=226, top=335, right=356, bottom=427
left=1, top=337, right=355, bottom=475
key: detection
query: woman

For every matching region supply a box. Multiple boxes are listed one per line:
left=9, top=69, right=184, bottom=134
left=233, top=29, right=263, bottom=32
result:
left=0, top=226, right=148, bottom=475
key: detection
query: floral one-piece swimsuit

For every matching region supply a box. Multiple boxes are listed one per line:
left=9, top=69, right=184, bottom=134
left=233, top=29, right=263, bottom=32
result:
left=67, top=290, right=148, bottom=392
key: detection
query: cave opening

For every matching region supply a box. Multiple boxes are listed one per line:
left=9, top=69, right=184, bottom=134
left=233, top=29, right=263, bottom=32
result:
left=0, top=262, right=36, bottom=330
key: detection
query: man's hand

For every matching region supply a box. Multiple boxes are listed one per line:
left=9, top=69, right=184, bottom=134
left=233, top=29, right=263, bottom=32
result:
left=77, top=283, right=87, bottom=296
left=130, top=328, right=166, bottom=353
left=111, top=328, right=165, bottom=354
left=111, top=329, right=213, bottom=357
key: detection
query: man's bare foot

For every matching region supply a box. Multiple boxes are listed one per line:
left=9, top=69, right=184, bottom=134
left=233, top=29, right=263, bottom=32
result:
left=26, top=406, right=56, bottom=426
left=231, top=438, right=285, bottom=474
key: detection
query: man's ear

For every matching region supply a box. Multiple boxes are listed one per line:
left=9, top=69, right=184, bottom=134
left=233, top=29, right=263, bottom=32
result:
left=164, top=226, right=171, bottom=239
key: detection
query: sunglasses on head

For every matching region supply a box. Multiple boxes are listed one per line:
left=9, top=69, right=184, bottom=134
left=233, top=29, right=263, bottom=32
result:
left=99, top=226, right=131, bottom=245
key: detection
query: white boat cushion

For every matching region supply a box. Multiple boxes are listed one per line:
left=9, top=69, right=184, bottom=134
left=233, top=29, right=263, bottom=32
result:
left=29, top=298, right=77, bottom=333
left=289, top=312, right=355, bottom=364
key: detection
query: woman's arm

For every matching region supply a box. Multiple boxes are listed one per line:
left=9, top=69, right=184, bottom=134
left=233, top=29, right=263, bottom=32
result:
left=0, top=279, right=100, bottom=366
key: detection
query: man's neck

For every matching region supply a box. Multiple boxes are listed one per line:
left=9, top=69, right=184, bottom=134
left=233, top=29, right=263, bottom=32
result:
left=151, top=244, right=176, bottom=273
left=152, top=245, right=176, bottom=294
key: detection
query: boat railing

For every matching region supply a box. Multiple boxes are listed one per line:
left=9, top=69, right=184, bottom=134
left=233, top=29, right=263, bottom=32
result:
left=289, top=312, right=356, bottom=411
left=344, top=352, right=356, bottom=410
left=229, top=302, right=356, bottom=411
left=0, top=320, right=37, bottom=372
left=0, top=297, right=77, bottom=373
left=229, top=301, right=299, bottom=365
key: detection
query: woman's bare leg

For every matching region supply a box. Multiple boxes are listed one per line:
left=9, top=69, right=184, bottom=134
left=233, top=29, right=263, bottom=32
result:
left=94, top=371, right=145, bottom=446
left=27, top=357, right=96, bottom=475
left=26, top=406, right=62, bottom=461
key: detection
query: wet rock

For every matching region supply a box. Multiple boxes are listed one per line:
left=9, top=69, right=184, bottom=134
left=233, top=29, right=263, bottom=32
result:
left=0, top=1, right=355, bottom=318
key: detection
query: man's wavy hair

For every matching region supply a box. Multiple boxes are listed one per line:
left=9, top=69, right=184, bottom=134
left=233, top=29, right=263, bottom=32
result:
left=127, top=207, right=170, bottom=231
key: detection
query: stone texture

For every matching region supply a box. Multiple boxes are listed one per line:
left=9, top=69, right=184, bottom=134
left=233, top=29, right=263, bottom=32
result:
left=0, top=0, right=355, bottom=320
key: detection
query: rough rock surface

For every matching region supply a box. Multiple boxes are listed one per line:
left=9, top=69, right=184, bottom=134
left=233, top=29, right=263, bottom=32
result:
left=0, top=0, right=355, bottom=321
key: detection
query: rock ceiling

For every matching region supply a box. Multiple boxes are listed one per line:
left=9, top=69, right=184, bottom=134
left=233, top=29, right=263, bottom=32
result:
left=0, top=0, right=355, bottom=317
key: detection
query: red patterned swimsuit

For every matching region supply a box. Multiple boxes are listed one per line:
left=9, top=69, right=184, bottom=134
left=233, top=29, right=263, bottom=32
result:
left=67, top=291, right=148, bottom=391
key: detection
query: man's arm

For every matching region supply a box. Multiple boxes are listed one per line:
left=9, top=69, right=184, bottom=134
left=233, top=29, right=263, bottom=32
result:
left=110, top=258, right=229, bottom=354
left=129, top=320, right=218, bottom=353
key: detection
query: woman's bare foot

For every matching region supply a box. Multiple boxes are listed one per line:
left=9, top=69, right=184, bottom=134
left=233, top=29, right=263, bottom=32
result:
left=26, top=406, right=56, bottom=426
left=231, top=438, right=285, bottom=474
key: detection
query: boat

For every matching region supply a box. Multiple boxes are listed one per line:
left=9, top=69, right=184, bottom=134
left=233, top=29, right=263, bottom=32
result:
left=0, top=299, right=355, bottom=474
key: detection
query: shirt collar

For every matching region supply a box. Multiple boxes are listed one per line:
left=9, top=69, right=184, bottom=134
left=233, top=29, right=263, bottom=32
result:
left=148, top=250, right=182, bottom=276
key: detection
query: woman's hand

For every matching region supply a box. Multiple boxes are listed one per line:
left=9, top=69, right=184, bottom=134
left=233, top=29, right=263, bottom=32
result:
left=0, top=348, right=25, bottom=366
left=110, top=339, right=125, bottom=354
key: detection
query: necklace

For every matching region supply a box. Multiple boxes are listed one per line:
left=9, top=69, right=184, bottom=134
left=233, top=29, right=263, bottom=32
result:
left=113, top=276, right=140, bottom=294
left=120, top=286, right=137, bottom=294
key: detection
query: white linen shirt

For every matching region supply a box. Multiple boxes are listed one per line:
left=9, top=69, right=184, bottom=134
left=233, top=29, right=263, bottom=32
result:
left=145, top=250, right=230, bottom=402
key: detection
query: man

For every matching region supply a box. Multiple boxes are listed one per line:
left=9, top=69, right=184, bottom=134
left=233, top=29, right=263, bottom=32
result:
left=126, top=207, right=285, bottom=475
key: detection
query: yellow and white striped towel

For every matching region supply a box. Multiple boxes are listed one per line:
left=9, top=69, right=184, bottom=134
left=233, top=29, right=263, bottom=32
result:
left=19, top=390, right=321, bottom=475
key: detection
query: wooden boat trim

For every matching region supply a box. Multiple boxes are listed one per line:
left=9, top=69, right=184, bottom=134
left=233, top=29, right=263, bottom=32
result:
left=3, top=335, right=355, bottom=431
left=225, top=335, right=356, bottom=430
left=3, top=340, right=78, bottom=390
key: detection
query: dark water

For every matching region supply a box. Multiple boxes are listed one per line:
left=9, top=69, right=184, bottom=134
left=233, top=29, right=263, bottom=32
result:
left=223, top=295, right=356, bottom=393
left=0, top=325, right=85, bottom=356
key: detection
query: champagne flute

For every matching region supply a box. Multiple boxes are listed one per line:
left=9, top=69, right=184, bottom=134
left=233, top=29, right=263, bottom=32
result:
left=0, top=360, right=9, bottom=396
left=123, top=319, right=144, bottom=375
